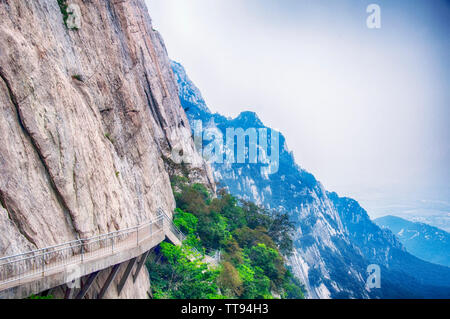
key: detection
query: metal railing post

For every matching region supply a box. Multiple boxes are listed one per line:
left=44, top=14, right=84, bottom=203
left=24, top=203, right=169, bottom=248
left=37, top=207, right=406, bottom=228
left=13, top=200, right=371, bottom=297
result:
left=42, top=251, right=45, bottom=277
left=137, top=224, right=139, bottom=246
left=18, top=260, right=21, bottom=284
left=80, top=240, right=84, bottom=263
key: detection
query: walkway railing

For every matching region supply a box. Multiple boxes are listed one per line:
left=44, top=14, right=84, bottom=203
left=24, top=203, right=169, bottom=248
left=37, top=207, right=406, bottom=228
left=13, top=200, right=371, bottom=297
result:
left=159, top=210, right=221, bottom=264
left=0, top=210, right=179, bottom=291
left=207, top=250, right=221, bottom=263
left=159, top=208, right=186, bottom=243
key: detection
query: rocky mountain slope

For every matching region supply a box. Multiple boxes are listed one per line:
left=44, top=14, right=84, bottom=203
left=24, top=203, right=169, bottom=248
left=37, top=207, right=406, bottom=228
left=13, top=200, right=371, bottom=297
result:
left=171, top=61, right=450, bottom=299
left=331, top=194, right=450, bottom=298
left=375, top=215, right=450, bottom=267
left=0, top=0, right=212, bottom=298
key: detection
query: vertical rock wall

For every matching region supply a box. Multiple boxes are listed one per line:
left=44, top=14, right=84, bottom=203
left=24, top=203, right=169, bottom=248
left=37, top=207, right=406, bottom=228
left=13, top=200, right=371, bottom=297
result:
left=0, top=0, right=212, bottom=298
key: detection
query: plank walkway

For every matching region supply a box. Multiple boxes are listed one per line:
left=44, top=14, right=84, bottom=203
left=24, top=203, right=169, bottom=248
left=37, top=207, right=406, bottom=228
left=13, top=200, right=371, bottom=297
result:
left=0, top=211, right=183, bottom=293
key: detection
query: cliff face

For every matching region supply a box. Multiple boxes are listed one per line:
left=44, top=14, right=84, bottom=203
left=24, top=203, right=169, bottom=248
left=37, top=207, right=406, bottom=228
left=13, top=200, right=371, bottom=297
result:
left=0, top=0, right=212, bottom=298
left=172, top=61, right=370, bottom=298
left=172, top=61, right=450, bottom=299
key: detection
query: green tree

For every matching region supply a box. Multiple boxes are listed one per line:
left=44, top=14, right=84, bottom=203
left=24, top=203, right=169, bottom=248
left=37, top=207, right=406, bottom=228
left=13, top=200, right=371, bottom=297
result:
left=248, top=243, right=286, bottom=288
left=173, top=208, right=198, bottom=235
left=147, top=242, right=220, bottom=299
left=266, top=211, right=295, bottom=256
left=283, top=269, right=305, bottom=299
left=153, top=176, right=306, bottom=299
left=218, top=261, right=243, bottom=297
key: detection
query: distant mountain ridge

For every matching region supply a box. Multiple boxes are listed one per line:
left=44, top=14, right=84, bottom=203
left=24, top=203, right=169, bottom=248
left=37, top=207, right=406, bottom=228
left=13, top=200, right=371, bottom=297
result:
left=330, top=194, right=450, bottom=297
left=375, top=215, right=450, bottom=267
left=171, top=60, right=450, bottom=299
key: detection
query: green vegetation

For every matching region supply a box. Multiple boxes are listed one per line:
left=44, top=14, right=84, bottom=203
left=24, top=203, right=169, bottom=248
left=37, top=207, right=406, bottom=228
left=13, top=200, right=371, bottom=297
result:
left=72, top=74, right=83, bottom=82
left=27, top=294, right=54, bottom=299
left=146, top=243, right=221, bottom=299
left=146, top=177, right=304, bottom=299
left=57, top=0, right=69, bottom=27
left=57, top=0, right=79, bottom=30
left=104, top=133, right=114, bottom=144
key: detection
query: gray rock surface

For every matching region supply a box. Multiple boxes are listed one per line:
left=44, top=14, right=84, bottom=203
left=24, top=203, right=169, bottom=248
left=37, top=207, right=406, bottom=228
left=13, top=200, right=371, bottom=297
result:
left=0, top=0, right=212, bottom=298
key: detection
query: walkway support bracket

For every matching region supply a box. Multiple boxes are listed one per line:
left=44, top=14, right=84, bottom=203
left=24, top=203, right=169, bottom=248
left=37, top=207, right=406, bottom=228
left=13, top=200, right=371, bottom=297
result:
left=117, top=257, right=137, bottom=296
left=133, top=250, right=151, bottom=283
left=75, top=271, right=99, bottom=299
left=64, top=285, right=72, bottom=299
left=97, top=264, right=121, bottom=299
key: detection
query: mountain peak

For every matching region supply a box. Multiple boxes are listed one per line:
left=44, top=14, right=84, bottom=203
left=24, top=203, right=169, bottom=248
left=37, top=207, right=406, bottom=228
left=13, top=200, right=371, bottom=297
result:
left=171, top=60, right=211, bottom=114
left=233, top=111, right=264, bottom=127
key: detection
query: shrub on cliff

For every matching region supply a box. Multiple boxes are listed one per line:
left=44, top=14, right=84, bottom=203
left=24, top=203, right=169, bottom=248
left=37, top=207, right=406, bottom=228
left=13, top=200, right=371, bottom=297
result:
left=147, top=177, right=305, bottom=299
left=146, top=242, right=220, bottom=299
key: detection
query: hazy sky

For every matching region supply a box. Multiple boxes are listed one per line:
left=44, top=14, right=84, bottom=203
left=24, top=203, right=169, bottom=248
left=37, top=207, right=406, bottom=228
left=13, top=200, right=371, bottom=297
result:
left=146, top=0, right=450, bottom=217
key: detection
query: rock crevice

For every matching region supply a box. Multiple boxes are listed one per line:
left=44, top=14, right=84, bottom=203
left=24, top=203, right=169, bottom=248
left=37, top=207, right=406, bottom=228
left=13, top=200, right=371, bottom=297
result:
left=0, top=69, right=80, bottom=238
